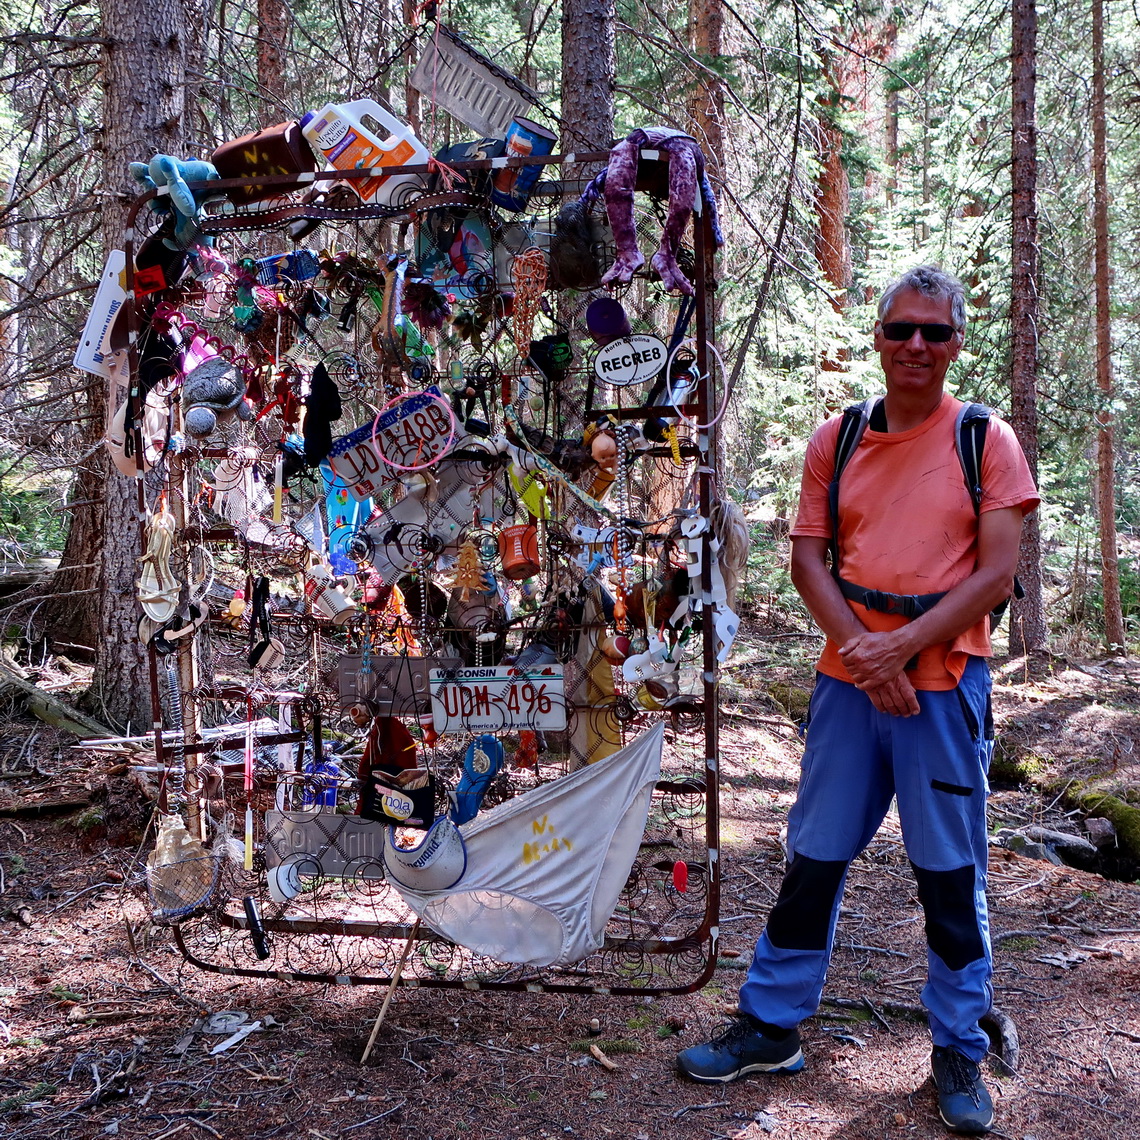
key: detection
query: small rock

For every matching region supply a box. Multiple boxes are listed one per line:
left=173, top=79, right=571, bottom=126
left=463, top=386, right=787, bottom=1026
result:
left=1022, top=826, right=1098, bottom=856
left=1002, top=833, right=1063, bottom=865
left=894, top=1113, right=908, bottom=1126
left=753, top=1112, right=779, bottom=1132
left=1083, top=818, right=1117, bottom=849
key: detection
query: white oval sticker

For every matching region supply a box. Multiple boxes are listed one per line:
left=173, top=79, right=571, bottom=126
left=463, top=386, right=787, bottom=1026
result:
left=593, top=335, right=668, bottom=386
left=381, top=791, right=414, bottom=821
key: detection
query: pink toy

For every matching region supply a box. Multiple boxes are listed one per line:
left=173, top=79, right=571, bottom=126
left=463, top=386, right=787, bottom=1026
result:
left=590, top=128, right=724, bottom=296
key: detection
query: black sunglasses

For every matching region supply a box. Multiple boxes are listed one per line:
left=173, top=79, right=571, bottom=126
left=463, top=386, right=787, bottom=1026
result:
left=880, top=321, right=958, bottom=344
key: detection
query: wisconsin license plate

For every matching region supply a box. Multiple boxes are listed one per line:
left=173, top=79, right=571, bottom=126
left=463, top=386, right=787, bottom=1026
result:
left=429, top=665, right=566, bottom=733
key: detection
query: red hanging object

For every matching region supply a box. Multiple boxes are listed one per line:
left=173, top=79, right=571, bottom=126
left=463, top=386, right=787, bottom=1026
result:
left=516, top=730, right=538, bottom=769
left=672, top=860, right=688, bottom=893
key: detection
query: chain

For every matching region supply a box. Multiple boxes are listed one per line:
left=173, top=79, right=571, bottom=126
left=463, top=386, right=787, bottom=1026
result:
left=510, top=247, right=547, bottom=362
left=613, top=424, right=632, bottom=632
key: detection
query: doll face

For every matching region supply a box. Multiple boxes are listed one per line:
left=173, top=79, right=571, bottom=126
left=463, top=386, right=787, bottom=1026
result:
left=591, top=432, right=618, bottom=472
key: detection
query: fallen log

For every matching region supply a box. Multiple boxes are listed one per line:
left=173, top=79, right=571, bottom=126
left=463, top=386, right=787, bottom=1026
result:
left=0, top=658, right=114, bottom=738
left=0, top=796, right=93, bottom=818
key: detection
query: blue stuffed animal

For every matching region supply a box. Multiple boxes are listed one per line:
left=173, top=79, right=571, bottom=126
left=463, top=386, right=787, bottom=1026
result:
left=129, top=155, right=221, bottom=249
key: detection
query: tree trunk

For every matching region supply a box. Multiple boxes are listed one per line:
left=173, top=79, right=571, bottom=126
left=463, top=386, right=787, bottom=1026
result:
left=1091, top=0, right=1124, bottom=649
left=66, top=0, right=189, bottom=729
left=883, top=26, right=898, bottom=208
left=815, top=117, right=852, bottom=299
left=688, top=0, right=725, bottom=179
left=560, top=0, right=615, bottom=153
left=403, top=0, right=421, bottom=136
left=1008, top=0, right=1048, bottom=655
left=257, top=0, right=288, bottom=124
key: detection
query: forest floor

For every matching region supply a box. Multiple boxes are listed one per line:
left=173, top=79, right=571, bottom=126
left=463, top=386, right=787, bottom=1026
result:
left=1, top=628, right=1138, bottom=1140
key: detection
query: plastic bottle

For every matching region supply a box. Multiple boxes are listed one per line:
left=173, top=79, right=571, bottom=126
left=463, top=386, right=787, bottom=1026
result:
left=300, top=101, right=428, bottom=206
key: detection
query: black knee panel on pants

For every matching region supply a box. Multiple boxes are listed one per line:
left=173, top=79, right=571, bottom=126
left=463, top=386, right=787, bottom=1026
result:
left=766, top=854, right=848, bottom=951
left=911, top=862, right=985, bottom=971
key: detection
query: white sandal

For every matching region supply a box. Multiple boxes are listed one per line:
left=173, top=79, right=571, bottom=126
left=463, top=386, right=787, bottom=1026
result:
left=137, top=504, right=179, bottom=622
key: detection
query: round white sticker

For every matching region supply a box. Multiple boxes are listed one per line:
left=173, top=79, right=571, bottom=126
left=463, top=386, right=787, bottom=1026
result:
left=592, top=335, right=668, bottom=386
left=381, top=791, right=415, bottom=821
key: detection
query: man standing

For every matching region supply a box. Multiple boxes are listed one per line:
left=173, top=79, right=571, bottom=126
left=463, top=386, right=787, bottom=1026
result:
left=677, top=266, right=1039, bottom=1134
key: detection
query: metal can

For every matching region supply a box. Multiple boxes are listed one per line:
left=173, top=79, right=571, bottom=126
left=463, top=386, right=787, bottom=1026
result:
left=491, top=117, right=557, bottom=212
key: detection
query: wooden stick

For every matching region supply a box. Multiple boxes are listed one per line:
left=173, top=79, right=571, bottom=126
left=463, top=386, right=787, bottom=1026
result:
left=360, top=920, right=420, bottom=1064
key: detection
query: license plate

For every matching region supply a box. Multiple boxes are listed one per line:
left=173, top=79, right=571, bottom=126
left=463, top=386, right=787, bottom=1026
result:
left=429, top=665, right=566, bottom=733
left=372, top=386, right=454, bottom=470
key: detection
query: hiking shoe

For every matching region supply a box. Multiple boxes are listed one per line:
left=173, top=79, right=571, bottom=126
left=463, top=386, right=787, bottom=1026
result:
left=931, top=1046, right=994, bottom=1133
left=676, top=1015, right=803, bottom=1083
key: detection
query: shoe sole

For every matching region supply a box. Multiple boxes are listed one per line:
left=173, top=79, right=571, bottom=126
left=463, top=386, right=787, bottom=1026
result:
left=937, top=1107, right=993, bottom=1135
left=679, top=1049, right=805, bottom=1083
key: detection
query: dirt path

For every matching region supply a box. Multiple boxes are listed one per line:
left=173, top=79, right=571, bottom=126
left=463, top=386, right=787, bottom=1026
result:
left=1, top=650, right=1138, bottom=1139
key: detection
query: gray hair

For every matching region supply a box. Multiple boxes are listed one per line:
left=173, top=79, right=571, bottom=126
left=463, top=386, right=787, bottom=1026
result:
left=878, top=265, right=967, bottom=331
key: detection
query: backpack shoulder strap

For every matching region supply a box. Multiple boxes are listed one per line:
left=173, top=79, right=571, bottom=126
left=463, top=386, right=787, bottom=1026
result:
left=828, top=398, right=878, bottom=577
left=954, top=402, right=991, bottom=515
left=953, top=403, right=1024, bottom=629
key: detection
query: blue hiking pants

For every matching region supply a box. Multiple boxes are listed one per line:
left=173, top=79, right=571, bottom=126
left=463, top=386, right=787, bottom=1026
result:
left=739, top=657, right=994, bottom=1060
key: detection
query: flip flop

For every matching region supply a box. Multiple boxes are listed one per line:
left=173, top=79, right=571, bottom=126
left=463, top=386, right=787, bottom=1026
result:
left=137, top=504, right=179, bottom=623
left=153, top=604, right=208, bottom=656
left=450, top=733, right=504, bottom=825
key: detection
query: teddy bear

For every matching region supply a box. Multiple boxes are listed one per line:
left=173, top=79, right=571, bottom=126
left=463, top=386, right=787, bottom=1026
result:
left=129, top=154, right=222, bottom=250
left=181, top=356, right=252, bottom=437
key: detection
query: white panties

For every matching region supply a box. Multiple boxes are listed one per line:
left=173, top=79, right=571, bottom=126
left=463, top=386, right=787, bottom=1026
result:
left=388, top=722, right=664, bottom=968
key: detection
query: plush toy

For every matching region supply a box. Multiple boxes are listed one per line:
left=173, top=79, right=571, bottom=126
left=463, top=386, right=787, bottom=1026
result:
left=129, top=154, right=221, bottom=250
left=584, top=128, right=724, bottom=296
left=182, top=357, right=252, bottom=437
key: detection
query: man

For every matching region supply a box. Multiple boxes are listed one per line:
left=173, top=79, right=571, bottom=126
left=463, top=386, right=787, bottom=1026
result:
left=677, top=266, right=1039, bottom=1134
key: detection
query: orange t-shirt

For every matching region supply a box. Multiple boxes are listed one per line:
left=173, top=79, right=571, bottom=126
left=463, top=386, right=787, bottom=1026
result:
left=791, top=394, right=1041, bottom=690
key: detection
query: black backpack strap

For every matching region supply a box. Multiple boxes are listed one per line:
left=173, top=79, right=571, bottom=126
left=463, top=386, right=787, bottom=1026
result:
left=954, top=402, right=990, bottom=515
left=828, top=398, right=878, bottom=578
left=953, top=402, right=1025, bottom=629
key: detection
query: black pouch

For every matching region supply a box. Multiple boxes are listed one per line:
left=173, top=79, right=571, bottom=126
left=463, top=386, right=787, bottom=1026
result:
left=359, top=764, right=436, bottom=830
left=432, top=137, right=505, bottom=197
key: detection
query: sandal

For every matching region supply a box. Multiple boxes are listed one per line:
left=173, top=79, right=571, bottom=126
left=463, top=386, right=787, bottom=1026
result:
left=137, top=504, right=179, bottom=622
left=154, top=604, right=208, bottom=655
left=450, top=733, right=504, bottom=824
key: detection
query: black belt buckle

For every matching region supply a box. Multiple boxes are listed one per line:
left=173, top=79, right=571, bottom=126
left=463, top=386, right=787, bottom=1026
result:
left=864, top=588, right=918, bottom=618
left=862, top=588, right=892, bottom=614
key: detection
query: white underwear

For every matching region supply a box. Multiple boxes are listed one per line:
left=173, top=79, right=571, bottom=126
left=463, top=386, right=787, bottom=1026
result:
left=388, top=722, right=664, bottom=968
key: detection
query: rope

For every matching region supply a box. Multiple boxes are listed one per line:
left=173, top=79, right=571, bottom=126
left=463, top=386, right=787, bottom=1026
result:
left=510, top=247, right=547, bottom=361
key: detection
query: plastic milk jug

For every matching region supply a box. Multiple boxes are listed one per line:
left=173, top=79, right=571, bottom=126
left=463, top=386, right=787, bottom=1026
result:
left=300, top=101, right=428, bottom=206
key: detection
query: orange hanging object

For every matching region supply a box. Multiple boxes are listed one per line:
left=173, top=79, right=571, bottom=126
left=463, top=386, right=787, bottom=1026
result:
left=613, top=594, right=627, bottom=628
left=498, top=523, right=541, bottom=581
left=453, top=538, right=487, bottom=601
left=510, top=247, right=547, bottom=362
left=515, top=730, right=538, bottom=769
